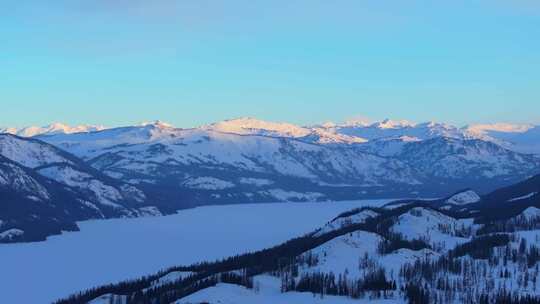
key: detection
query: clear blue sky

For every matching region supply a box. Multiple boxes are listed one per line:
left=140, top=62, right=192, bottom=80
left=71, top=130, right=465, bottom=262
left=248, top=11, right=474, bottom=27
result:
left=1, top=1, right=539, bottom=128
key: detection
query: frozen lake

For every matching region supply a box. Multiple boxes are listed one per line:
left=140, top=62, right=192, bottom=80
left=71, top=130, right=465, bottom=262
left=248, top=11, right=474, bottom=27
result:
left=0, top=199, right=394, bottom=304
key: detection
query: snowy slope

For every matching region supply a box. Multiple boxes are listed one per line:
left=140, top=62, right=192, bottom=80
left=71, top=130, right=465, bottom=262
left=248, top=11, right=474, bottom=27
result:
left=354, top=136, right=421, bottom=157
left=0, top=155, right=100, bottom=242
left=445, top=190, right=481, bottom=205
left=0, top=228, right=24, bottom=242
left=332, top=119, right=540, bottom=155
left=203, top=117, right=313, bottom=138
left=0, top=135, right=158, bottom=242
left=467, top=123, right=540, bottom=154
left=467, top=123, right=535, bottom=135
left=398, top=137, right=540, bottom=181
left=517, top=207, right=540, bottom=220
left=390, top=207, right=473, bottom=250
left=41, top=124, right=422, bottom=200
left=177, top=275, right=404, bottom=304
left=0, top=156, right=51, bottom=201
left=32, top=119, right=540, bottom=204
left=0, top=134, right=73, bottom=168
left=313, top=209, right=379, bottom=236
left=204, top=117, right=368, bottom=145
left=508, top=192, right=538, bottom=202
left=0, top=134, right=147, bottom=209
left=332, top=120, right=472, bottom=141
left=479, top=173, right=540, bottom=211
left=303, top=228, right=439, bottom=285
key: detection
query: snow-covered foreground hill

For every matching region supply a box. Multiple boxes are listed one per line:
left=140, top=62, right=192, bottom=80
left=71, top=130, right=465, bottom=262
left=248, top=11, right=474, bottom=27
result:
left=0, top=199, right=392, bottom=304
left=177, top=275, right=404, bottom=304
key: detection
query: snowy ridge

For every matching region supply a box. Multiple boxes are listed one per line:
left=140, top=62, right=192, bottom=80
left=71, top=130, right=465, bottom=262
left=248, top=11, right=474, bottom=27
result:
left=6, top=118, right=540, bottom=154
left=445, top=190, right=481, bottom=205
left=398, top=136, right=539, bottom=180
left=390, top=207, right=473, bottom=250
left=0, top=161, right=50, bottom=200
left=43, top=126, right=422, bottom=190
left=39, top=118, right=540, bottom=194
left=313, top=209, right=379, bottom=237
left=182, top=176, right=235, bottom=190
left=38, top=165, right=124, bottom=208
left=0, top=134, right=146, bottom=207
left=518, top=207, right=540, bottom=220
left=204, top=117, right=313, bottom=138
left=204, top=117, right=368, bottom=145
left=508, top=192, right=538, bottom=202
left=0, top=228, right=24, bottom=242
left=332, top=120, right=474, bottom=141
left=239, top=177, right=274, bottom=186
left=176, top=275, right=400, bottom=304
left=303, top=230, right=438, bottom=284
left=0, top=135, right=155, bottom=242
left=149, top=271, right=195, bottom=289
left=1, top=122, right=106, bottom=137
left=0, top=134, right=72, bottom=168
left=264, top=189, right=325, bottom=202
left=467, top=123, right=535, bottom=135
left=466, top=123, right=540, bottom=154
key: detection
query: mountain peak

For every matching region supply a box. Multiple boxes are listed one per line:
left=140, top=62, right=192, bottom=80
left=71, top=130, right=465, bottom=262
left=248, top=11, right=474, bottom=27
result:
left=320, top=121, right=338, bottom=128
left=205, top=117, right=311, bottom=137
left=445, top=189, right=481, bottom=205
left=416, top=121, right=452, bottom=129
left=342, top=118, right=371, bottom=127
left=374, top=119, right=416, bottom=129
left=140, top=120, right=174, bottom=129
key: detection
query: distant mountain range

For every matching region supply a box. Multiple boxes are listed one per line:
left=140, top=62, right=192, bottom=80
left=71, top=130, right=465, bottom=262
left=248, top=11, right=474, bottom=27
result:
left=1, top=118, right=540, bottom=242
left=3, top=118, right=539, bottom=152
left=0, top=122, right=106, bottom=137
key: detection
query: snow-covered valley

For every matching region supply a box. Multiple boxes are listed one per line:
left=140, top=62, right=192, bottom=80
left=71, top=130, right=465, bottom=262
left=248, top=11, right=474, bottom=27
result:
left=0, top=199, right=392, bottom=304
left=2, top=118, right=540, bottom=244
left=49, top=182, right=540, bottom=304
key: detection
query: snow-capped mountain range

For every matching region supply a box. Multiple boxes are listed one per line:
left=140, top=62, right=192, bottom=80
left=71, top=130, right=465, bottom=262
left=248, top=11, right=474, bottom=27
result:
left=4, top=118, right=539, bottom=152
left=0, top=122, right=106, bottom=137
left=36, top=118, right=540, bottom=191
left=1, top=117, right=540, bottom=242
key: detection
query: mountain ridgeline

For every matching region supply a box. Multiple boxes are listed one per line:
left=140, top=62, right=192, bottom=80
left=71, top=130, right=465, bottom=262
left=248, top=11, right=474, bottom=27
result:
left=1, top=118, right=540, bottom=242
